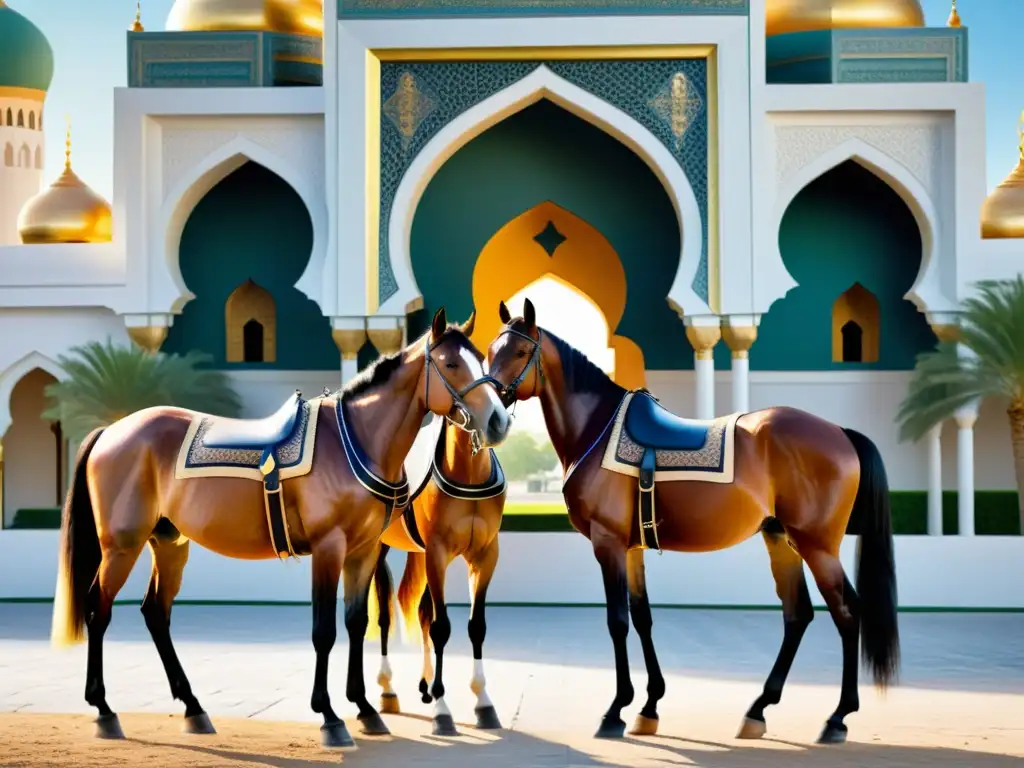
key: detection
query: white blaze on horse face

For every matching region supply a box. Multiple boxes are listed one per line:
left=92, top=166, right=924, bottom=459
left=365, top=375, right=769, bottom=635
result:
left=459, top=346, right=505, bottom=416
left=471, top=658, right=493, bottom=709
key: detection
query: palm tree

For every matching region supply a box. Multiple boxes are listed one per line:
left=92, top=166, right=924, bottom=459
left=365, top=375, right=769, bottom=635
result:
left=896, top=277, right=1024, bottom=531
left=42, top=339, right=243, bottom=444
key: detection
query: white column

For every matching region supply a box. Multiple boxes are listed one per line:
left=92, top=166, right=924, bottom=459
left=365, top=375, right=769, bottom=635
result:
left=332, top=318, right=368, bottom=387
left=926, top=424, right=943, bottom=536
left=685, top=322, right=721, bottom=419
left=954, top=405, right=978, bottom=537
left=722, top=323, right=757, bottom=414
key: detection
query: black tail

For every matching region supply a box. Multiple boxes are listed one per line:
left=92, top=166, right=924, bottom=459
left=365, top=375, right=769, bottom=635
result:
left=51, top=428, right=105, bottom=648
left=842, top=427, right=900, bottom=689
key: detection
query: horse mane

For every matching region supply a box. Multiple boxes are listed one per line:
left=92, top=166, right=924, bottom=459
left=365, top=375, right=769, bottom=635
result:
left=544, top=329, right=626, bottom=400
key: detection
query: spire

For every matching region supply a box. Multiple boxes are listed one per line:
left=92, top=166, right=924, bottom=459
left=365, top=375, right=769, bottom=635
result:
left=64, top=115, right=72, bottom=171
left=947, top=0, right=962, bottom=28
left=131, top=0, right=144, bottom=32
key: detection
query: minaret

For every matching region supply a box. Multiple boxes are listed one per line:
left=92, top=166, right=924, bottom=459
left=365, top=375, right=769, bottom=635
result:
left=0, top=1, right=54, bottom=245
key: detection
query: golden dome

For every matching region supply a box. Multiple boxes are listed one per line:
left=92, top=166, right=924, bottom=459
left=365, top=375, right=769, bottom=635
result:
left=18, top=120, right=112, bottom=245
left=766, top=0, right=925, bottom=37
left=981, top=114, right=1024, bottom=240
left=166, top=0, right=323, bottom=37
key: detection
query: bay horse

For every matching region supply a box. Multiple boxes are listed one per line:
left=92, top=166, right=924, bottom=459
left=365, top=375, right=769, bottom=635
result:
left=50, top=307, right=510, bottom=750
left=365, top=415, right=507, bottom=736
left=485, top=299, right=899, bottom=745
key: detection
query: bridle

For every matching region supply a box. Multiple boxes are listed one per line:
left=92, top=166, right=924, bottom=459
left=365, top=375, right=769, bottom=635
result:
left=494, top=326, right=544, bottom=409
left=424, top=335, right=503, bottom=455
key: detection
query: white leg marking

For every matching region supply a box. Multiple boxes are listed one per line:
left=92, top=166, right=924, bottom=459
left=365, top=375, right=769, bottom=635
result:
left=433, top=696, right=452, bottom=718
left=471, top=658, right=493, bottom=709
left=377, top=655, right=394, bottom=694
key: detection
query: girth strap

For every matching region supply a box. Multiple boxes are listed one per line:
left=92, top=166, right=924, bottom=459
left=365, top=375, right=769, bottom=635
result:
left=259, top=448, right=298, bottom=559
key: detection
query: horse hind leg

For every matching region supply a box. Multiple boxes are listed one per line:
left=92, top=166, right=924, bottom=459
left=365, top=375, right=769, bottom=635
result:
left=417, top=585, right=435, bottom=705
left=467, top=537, right=501, bottom=730
left=738, top=519, right=814, bottom=740
left=142, top=531, right=214, bottom=734
left=625, top=548, right=665, bottom=737
left=370, top=544, right=401, bottom=715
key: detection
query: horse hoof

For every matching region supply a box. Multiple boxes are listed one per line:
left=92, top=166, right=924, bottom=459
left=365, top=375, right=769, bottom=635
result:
left=432, top=714, right=460, bottom=737
left=183, top=712, right=217, bottom=735
left=817, top=720, right=848, bottom=745
left=94, top=713, right=125, bottom=740
left=358, top=711, right=391, bottom=736
left=594, top=717, right=626, bottom=739
left=736, top=716, right=767, bottom=740
left=421, top=694, right=433, bottom=704
left=629, top=714, right=659, bottom=736
left=475, top=705, right=502, bottom=730
left=321, top=721, right=357, bottom=750
left=419, top=679, right=432, bottom=704
left=379, top=692, right=401, bottom=715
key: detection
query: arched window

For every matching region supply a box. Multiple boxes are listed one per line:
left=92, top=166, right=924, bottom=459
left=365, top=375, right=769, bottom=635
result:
left=225, top=279, right=276, bottom=363
left=832, top=282, right=880, bottom=363
left=16, top=110, right=23, bottom=127
left=34, top=146, right=42, bottom=169
left=28, top=112, right=35, bottom=130
left=5, top=108, right=12, bottom=126
left=17, top=144, right=30, bottom=168
left=3, top=143, right=12, bottom=168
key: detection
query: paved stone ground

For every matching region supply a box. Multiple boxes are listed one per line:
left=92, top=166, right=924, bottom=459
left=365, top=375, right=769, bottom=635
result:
left=0, top=604, right=1022, bottom=766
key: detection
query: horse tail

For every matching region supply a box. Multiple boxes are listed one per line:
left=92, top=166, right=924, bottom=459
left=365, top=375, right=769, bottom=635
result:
left=842, top=427, right=900, bottom=690
left=397, top=551, right=427, bottom=647
left=365, top=546, right=395, bottom=643
left=51, top=427, right=105, bottom=649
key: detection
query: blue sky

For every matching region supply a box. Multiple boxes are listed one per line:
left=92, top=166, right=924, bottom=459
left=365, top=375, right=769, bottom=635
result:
left=12, top=0, right=1023, bottom=200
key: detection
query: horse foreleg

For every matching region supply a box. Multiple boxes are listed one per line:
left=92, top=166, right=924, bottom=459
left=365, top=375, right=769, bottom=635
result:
left=738, top=524, right=814, bottom=740
left=425, top=543, right=457, bottom=737
left=343, top=545, right=391, bottom=737
left=625, top=548, right=664, bottom=736
left=417, top=584, right=435, bottom=703
left=372, top=544, right=400, bottom=714
left=309, top=531, right=355, bottom=750
left=592, top=525, right=634, bottom=740
left=141, top=538, right=215, bottom=734
left=467, top=536, right=501, bottom=730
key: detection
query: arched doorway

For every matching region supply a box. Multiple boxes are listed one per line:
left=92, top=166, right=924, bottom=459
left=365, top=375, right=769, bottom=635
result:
left=755, top=160, right=935, bottom=370
left=163, top=162, right=337, bottom=369
left=3, top=368, right=63, bottom=527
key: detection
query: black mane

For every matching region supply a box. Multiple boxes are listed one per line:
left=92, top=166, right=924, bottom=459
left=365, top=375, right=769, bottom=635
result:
left=543, top=329, right=626, bottom=399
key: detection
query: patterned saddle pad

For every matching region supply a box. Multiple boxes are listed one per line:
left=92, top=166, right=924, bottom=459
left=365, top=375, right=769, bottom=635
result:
left=601, top=391, right=740, bottom=484
left=174, top=399, right=322, bottom=482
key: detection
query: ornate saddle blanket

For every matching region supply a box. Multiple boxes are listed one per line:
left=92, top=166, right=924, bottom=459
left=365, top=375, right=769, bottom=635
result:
left=601, top=390, right=742, bottom=551
left=174, top=392, right=323, bottom=560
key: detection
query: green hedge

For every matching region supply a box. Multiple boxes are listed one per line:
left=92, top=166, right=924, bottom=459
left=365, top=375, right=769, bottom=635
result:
left=9, top=507, right=61, bottom=530
left=501, top=491, right=1022, bottom=535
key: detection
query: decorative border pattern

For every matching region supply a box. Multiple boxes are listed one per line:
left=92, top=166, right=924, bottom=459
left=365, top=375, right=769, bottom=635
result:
left=377, top=55, right=712, bottom=305
left=341, top=0, right=747, bottom=18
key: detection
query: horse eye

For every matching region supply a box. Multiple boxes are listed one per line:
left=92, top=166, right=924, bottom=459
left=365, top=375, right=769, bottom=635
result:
left=445, top=361, right=458, bottom=369
left=516, top=349, right=527, bottom=358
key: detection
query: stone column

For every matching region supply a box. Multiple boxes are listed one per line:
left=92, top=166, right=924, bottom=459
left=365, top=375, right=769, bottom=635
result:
left=332, top=318, right=367, bottom=386
left=123, top=314, right=173, bottom=354
left=685, top=321, right=721, bottom=420
left=926, top=424, right=943, bottom=536
left=722, top=321, right=757, bottom=414
left=954, top=403, right=978, bottom=537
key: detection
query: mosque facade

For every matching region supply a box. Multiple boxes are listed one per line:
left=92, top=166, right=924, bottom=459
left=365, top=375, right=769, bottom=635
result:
left=0, top=0, right=1020, bottom=538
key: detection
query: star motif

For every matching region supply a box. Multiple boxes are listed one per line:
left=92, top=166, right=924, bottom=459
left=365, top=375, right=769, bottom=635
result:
left=648, top=71, right=704, bottom=151
left=533, top=220, right=566, bottom=257
left=382, top=71, right=438, bottom=152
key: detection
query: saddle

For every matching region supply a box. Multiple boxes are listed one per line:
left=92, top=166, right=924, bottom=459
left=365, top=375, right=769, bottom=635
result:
left=204, top=391, right=305, bottom=559
left=622, top=390, right=711, bottom=552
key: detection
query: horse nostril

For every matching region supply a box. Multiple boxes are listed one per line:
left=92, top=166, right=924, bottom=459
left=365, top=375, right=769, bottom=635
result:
left=488, top=410, right=506, bottom=437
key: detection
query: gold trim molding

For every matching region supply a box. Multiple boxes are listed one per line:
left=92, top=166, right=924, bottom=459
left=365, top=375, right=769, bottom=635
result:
left=128, top=326, right=168, bottom=354
left=721, top=325, right=756, bottom=358
left=930, top=323, right=960, bottom=343
left=333, top=329, right=368, bottom=360
left=0, top=86, right=46, bottom=102
left=686, top=325, right=721, bottom=361
left=367, top=327, right=404, bottom=356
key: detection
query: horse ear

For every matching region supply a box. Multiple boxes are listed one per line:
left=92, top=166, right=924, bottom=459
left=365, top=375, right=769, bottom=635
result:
left=431, top=306, right=447, bottom=341
left=498, top=300, right=511, bottom=325
left=461, top=310, right=476, bottom=337
left=523, top=297, right=536, bottom=329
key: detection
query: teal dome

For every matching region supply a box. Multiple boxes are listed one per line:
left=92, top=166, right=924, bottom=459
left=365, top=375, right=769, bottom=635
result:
left=0, top=2, right=54, bottom=93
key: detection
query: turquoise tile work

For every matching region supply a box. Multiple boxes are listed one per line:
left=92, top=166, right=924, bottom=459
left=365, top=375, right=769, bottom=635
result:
left=341, top=0, right=747, bottom=19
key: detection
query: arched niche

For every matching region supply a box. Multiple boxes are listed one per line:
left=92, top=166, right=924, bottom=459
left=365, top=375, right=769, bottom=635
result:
left=409, top=98, right=689, bottom=370
left=832, top=282, right=880, bottom=364
left=754, top=160, right=935, bottom=371
left=162, top=162, right=337, bottom=370
left=225, top=279, right=277, bottom=363
left=3, top=367, right=63, bottom=527
left=3, top=143, right=11, bottom=167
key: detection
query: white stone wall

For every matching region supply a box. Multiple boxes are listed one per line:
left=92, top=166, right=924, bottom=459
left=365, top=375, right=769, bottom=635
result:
left=0, top=95, right=45, bottom=246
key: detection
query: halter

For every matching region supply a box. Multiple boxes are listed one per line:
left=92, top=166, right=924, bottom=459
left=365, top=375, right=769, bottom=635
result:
left=495, top=326, right=545, bottom=408
left=424, top=335, right=503, bottom=455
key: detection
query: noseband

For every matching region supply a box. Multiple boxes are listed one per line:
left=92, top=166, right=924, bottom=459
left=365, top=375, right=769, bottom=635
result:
left=496, top=327, right=545, bottom=408
left=425, top=337, right=503, bottom=455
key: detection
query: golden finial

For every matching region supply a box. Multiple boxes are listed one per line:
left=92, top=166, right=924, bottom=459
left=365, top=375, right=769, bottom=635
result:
left=1018, top=110, right=1024, bottom=162
left=130, top=0, right=144, bottom=32
left=947, top=0, right=961, bottom=28
left=64, top=115, right=72, bottom=171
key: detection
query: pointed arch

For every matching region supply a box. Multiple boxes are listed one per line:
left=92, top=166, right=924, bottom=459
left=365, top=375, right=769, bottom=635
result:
left=28, top=112, right=35, bottom=130
left=17, top=144, right=30, bottom=168
left=158, top=137, right=328, bottom=314
left=34, top=145, right=42, bottom=169
left=0, top=352, right=64, bottom=437
left=772, top=138, right=944, bottom=314
left=832, top=282, right=880, bottom=363
left=16, top=109, right=23, bottom=128
left=225, top=278, right=277, bottom=363
left=383, top=65, right=707, bottom=318
left=3, top=143, right=12, bottom=167
left=5, top=108, right=11, bottom=126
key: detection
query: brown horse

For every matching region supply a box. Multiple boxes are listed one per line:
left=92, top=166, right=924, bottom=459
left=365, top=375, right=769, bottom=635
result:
left=485, top=299, right=899, bottom=746
left=364, top=414, right=508, bottom=737
left=50, top=307, right=510, bottom=750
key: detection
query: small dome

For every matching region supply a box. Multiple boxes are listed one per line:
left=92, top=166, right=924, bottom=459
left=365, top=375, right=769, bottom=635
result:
left=166, top=0, right=323, bottom=37
left=981, top=124, right=1024, bottom=240
left=766, top=0, right=925, bottom=37
left=18, top=124, right=112, bottom=245
left=0, top=1, right=55, bottom=93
